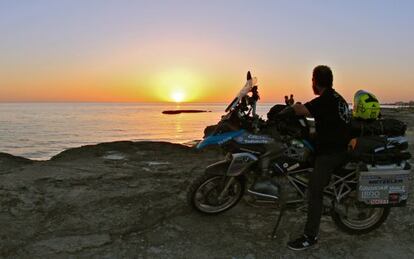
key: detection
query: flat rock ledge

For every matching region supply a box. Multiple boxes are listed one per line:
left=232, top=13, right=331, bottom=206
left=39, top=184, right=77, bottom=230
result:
left=0, top=140, right=413, bottom=258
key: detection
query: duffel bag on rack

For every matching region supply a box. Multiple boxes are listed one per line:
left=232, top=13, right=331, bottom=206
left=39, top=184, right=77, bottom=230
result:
left=348, top=136, right=410, bottom=164
left=350, top=118, right=407, bottom=137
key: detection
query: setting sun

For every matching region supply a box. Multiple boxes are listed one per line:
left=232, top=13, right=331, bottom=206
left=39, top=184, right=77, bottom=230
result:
left=171, top=90, right=185, bottom=102
left=151, top=68, right=205, bottom=102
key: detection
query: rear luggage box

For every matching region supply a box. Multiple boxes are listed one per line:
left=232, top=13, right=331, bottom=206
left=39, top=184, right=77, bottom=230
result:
left=358, top=163, right=411, bottom=206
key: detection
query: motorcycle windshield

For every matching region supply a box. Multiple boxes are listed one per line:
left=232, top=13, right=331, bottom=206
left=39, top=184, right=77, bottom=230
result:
left=226, top=76, right=257, bottom=112
left=196, top=130, right=245, bottom=149
left=237, top=77, right=256, bottom=99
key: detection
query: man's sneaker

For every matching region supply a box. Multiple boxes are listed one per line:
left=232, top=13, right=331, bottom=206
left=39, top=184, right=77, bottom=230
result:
left=287, top=235, right=318, bottom=251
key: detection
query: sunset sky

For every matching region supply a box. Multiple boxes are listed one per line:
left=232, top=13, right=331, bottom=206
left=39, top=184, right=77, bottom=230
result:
left=1, top=0, right=413, bottom=103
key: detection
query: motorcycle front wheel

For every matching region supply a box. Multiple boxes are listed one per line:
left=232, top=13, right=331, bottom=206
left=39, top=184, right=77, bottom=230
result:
left=331, top=199, right=390, bottom=234
left=187, top=174, right=245, bottom=214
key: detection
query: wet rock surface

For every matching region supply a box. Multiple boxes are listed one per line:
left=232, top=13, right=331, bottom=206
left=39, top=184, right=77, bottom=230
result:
left=0, top=109, right=413, bottom=258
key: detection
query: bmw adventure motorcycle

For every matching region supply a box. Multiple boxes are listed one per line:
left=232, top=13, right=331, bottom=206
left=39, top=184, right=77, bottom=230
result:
left=187, top=71, right=411, bottom=237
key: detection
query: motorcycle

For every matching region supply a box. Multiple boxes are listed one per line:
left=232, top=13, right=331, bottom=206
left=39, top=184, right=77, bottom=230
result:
left=187, top=71, right=411, bottom=237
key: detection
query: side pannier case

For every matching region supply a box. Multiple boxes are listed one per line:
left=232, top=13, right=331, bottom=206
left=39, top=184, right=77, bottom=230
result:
left=357, top=162, right=411, bottom=206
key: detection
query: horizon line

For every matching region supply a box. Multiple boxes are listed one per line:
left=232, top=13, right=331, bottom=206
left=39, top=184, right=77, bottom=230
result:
left=0, top=100, right=411, bottom=105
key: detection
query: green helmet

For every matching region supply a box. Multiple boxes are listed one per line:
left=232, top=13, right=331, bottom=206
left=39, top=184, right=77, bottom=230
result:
left=352, top=90, right=380, bottom=120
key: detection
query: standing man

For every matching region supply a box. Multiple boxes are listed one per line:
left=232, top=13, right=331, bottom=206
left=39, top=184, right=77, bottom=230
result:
left=288, top=94, right=295, bottom=105
left=285, top=65, right=351, bottom=250
left=284, top=95, right=289, bottom=105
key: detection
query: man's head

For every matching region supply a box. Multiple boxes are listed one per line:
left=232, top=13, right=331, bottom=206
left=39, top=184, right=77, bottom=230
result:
left=312, top=65, right=333, bottom=95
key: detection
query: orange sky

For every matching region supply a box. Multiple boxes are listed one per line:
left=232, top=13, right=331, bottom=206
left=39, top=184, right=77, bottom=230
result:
left=1, top=1, right=414, bottom=104
left=3, top=57, right=412, bottom=104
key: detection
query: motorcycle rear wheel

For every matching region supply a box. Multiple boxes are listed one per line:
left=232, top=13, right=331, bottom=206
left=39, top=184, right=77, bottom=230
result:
left=187, top=174, right=245, bottom=214
left=331, top=201, right=390, bottom=234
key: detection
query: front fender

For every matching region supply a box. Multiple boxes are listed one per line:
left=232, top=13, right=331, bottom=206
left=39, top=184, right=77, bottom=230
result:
left=205, top=153, right=259, bottom=177
left=205, top=160, right=231, bottom=176
left=227, top=153, right=258, bottom=176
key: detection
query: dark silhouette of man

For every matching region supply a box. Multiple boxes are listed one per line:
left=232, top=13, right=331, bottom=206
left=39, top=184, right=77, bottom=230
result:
left=285, top=65, right=351, bottom=250
left=288, top=94, right=295, bottom=105
left=284, top=95, right=289, bottom=105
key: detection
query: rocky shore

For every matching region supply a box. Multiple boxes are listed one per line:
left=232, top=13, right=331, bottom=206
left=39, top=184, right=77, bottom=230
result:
left=0, top=109, right=413, bottom=258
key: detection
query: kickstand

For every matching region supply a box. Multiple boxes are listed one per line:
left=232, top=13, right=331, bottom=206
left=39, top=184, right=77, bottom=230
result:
left=270, top=205, right=286, bottom=239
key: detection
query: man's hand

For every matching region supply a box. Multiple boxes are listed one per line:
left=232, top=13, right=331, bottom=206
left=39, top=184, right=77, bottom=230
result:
left=292, top=103, right=312, bottom=117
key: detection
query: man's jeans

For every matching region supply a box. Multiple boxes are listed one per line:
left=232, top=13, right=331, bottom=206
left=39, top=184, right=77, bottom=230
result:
left=304, top=152, right=347, bottom=237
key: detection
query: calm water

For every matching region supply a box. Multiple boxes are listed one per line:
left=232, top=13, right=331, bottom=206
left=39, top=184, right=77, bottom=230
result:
left=0, top=102, right=274, bottom=160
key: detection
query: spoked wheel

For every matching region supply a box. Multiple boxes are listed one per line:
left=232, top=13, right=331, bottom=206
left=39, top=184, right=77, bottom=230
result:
left=187, top=174, right=245, bottom=214
left=331, top=196, right=390, bottom=234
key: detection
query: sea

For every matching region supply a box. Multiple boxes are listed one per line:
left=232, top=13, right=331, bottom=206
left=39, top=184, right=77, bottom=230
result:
left=1, top=102, right=403, bottom=160
left=0, top=102, right=275, bottom=160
